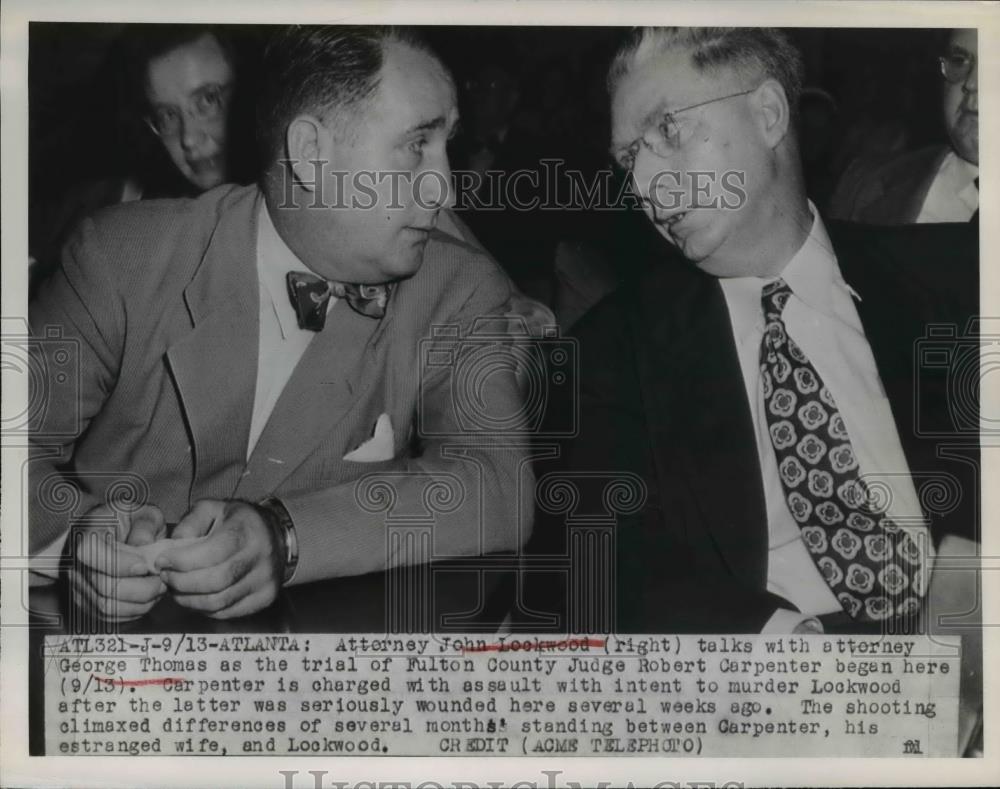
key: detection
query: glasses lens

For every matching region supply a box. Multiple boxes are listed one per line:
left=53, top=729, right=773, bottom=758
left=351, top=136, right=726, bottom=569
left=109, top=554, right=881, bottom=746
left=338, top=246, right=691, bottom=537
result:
left=940, top=54, right=971, bottom=84
left=192, top=84, right=229, bottom=120
left=648, top=114, right=682, bottom=157
left=149, top=108, right=179, bottom=137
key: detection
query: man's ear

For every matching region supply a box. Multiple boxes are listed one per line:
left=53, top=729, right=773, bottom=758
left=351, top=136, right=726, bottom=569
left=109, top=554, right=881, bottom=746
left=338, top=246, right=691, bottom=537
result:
left=752, top=78, right=791, bottom=149
left=285, top=115, right=330, bottom=192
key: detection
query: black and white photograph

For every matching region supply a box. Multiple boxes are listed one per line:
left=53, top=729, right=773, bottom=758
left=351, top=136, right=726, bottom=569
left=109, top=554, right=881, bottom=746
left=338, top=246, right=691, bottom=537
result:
left=1, top=1, right=996, bottom=786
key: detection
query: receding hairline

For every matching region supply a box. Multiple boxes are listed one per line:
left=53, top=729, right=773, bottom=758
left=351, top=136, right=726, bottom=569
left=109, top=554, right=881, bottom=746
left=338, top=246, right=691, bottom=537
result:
left=608, top=27, right=805, bottom=134
left=318, top=37, right=456, bottom=141
left=611, top=31, right=764, bottom=96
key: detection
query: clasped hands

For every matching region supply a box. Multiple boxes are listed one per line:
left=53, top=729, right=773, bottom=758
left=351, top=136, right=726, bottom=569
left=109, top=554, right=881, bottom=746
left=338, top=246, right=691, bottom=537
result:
left=70, top=500, right=283, bottom=622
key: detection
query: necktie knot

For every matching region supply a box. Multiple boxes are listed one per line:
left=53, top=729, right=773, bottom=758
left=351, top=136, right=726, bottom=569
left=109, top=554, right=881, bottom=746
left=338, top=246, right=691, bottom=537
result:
left=286, top=271, right=390, bottom=331
left=761, top=277, right=793, bottom=323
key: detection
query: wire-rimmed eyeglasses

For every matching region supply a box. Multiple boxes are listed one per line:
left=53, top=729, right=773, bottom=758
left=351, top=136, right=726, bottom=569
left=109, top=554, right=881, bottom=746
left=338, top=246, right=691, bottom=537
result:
left=145, top=82, right=233, bottom=138
left=939, top=50, right=976, bottom=85
left=611, top=87, right=757, bottom=172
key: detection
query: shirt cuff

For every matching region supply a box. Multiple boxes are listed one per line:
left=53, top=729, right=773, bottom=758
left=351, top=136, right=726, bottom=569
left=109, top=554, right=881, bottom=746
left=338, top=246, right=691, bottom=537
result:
left=762, top=608, right=824, bottom=634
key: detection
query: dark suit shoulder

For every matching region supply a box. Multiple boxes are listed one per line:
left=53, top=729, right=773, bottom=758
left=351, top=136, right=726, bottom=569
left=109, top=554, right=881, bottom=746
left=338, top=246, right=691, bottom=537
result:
left=866, top=145, right=944, bottom=185
left=872, top=145, right=947, bottom=184
left=828, top=219, right=976, bottom=281
left=827, top=218, right=977, bottom=320
left=828, top=145, right=944, bottom=224
left=574, top=242, right=711, bottom=342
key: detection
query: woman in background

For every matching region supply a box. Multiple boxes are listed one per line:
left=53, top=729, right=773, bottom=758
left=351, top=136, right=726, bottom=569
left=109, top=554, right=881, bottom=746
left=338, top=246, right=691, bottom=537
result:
left=31, top=24, right=257, bottom=293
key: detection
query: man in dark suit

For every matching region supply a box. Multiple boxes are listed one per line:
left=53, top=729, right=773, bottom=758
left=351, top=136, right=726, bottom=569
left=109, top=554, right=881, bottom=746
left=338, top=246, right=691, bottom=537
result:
left=553, top=27, right=977, bottom=634
left=29, top=26, right=532, bottom=621
left=829, top=28, right=978, bottom=224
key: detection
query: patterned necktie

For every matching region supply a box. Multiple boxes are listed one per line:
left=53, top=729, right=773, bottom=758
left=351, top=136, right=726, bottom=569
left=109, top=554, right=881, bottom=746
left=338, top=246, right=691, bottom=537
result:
left=760, top=278, right=926, bottom=623
left=286, top=271, right=391, bottom=331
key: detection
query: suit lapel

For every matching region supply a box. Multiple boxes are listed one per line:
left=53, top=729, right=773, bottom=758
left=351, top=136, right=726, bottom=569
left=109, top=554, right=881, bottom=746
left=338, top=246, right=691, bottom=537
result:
left=635, top=264, right=770, bottom=588
left=237, top=297, right=393, bottom=496
left=165, top=187, right=261, bottom=502
left=829, top=228, right=916, bottom=459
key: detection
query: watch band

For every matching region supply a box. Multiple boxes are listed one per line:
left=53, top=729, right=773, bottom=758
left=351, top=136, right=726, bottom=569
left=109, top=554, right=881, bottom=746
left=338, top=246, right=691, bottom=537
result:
left=257, top=497, right=299, bottom=585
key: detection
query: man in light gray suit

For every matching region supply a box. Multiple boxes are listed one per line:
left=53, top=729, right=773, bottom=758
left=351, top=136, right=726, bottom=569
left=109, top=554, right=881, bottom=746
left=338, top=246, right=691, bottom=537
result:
left=30, top=26, right=532, bottom=621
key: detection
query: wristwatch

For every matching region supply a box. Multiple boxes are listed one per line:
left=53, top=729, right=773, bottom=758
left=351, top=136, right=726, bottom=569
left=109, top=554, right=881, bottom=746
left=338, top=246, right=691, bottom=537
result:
left=257, top=497, right=299, bottom=585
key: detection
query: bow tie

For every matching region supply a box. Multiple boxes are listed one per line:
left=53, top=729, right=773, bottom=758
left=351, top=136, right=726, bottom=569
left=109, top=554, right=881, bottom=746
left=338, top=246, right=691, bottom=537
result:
left=285, top=271, right=391, bottom=331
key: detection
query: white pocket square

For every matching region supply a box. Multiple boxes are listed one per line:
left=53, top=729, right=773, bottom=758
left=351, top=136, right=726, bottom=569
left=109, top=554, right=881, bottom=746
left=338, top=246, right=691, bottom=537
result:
left=343, top=413, right=395, bottom=462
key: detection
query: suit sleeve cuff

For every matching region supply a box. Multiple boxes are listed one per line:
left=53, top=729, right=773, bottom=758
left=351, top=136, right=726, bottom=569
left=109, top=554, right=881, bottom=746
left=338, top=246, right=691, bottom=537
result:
left=30, top=531, right=70, bottom=584
left=762, top=608, right=824, bottom=634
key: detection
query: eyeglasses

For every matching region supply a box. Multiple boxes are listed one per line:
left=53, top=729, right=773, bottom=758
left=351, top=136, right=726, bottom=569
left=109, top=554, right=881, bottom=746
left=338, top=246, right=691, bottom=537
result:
left=145, top=82, right=233, bottom=138
left=939, top=50, right=976, bottom=85
left=611, top=87, right=757, bottom=172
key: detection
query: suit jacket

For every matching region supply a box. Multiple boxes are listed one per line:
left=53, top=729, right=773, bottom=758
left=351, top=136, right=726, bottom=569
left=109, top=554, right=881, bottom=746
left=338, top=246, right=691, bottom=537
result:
left=828, top=145, right=947, bottom=225
left=545, top=219, right=978, bottom=633
left=29, top=184, right=532, bottom=584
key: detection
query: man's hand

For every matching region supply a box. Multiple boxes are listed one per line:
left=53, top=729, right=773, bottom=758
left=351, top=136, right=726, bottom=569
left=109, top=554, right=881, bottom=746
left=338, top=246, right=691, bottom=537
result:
left=68, top=503, right=167, bottom=622
left=157, top=499, right=282, bottom=619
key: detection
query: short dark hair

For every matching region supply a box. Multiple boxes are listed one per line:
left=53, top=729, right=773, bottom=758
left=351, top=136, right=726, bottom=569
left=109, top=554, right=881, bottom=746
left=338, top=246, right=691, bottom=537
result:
left=257, top=25, right=437, bottom=164
left=120, top=24, right=238, bottom=113
left=608, top=27, right=805, bottom=120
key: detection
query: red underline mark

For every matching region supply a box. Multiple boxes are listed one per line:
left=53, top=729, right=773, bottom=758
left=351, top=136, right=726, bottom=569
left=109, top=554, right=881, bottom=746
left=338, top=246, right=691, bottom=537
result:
left=91, top=674, right=184, bottom=687
left=461, top=638, right=605, bottom=654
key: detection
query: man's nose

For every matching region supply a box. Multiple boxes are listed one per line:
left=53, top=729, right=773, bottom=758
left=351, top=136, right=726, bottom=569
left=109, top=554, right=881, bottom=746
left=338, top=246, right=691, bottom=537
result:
left=631, top=146, right=661, bottom=205
left=178, top=113, right=208, bottom=151
left=963, top=58, right=978, bottom=99
left=633, top=146, right=684, bottom=216
left=419, top=153, right=454, bottom=210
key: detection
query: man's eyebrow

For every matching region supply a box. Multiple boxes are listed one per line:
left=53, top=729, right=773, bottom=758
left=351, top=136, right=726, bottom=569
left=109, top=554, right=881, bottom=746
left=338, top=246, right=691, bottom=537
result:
left=402, top=115, right=449, bottom=135
left=638, top=102, right=669, bottom=131
left=609, top=102, right=668, bottom=154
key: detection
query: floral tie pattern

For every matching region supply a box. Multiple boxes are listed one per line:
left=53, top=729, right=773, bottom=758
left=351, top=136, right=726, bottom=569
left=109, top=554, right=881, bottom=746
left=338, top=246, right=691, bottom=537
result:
left=760, top=279, right=925, bottom=623
left=286, top=271, right=391, bottom=331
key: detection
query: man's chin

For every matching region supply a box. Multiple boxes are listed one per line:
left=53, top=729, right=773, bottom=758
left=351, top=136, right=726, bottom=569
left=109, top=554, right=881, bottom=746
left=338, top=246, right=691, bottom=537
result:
left=656, top=222, right=712, bottom=266
left=670, top=238, right=742, bottom=279
left=378, top=249, right=427, bottom=283
left=949, top=116, right=978, bottom=165
left=186, top=172, right=226, bottom=193
left=954, top=139, right=978, bottom=166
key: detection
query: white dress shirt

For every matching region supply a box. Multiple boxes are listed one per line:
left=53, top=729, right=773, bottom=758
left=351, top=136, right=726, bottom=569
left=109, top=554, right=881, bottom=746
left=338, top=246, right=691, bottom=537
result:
left=30, top=202, right=330, bottom=581
left=916, top=150, right=979, bottom=223
left=720, top=207, right=931, bottom=632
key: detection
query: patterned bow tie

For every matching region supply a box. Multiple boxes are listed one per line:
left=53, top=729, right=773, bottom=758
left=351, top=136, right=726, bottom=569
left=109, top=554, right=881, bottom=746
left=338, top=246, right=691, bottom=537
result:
left=286, top=271, right=391, bottom=331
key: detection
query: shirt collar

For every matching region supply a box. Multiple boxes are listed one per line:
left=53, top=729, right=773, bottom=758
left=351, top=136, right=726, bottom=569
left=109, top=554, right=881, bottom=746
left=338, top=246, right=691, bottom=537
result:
left=939, top=149, right=979, bottom=189
left=775, top=201, right=848, bottom=318
left=946, top=151, right=980, bottom=212
left=719, top=201, right=853, bottom=320
left=256, top=201, right=329, bottom=339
